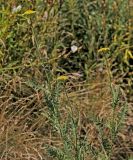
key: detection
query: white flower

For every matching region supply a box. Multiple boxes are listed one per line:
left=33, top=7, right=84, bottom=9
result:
left=12, top=5, right=22, bottom=13
left=71, top=45, right=78, bottom=53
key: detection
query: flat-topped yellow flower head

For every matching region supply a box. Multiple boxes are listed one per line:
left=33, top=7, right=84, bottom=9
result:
left=57, top=75, right=69, bottom=81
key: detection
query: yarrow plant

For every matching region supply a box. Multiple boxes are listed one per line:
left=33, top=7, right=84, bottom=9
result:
left=0, top=0, right=132, bottom=160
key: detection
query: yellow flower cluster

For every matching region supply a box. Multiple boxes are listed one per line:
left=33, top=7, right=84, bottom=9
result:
left=98, top=47, right=110, bottom=53
left=23, top=10, right=36, bottom=15
left=57, top=75, right=69, bottom=81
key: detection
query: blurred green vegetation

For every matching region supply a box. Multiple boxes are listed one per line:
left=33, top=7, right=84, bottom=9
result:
left=0, top=0, right=132, bottom=90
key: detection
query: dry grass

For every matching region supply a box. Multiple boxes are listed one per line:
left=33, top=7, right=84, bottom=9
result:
left=0, top=67, right=131, bottom=160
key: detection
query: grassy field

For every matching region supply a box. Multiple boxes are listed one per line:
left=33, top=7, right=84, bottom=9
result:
left=0, top=0, right=133, bottom=160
